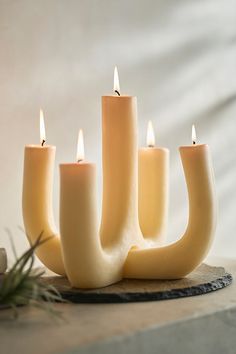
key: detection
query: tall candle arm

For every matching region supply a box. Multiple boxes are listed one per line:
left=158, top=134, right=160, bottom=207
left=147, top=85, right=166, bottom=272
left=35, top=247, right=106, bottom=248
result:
left=124, top=144, right=217, bottom=279
left=100, top=96, right=143, bottom=247
left=22, top=146, right=65, bottom=275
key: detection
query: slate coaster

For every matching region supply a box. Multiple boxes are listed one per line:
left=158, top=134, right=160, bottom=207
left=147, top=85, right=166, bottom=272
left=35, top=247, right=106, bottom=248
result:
left=41, top=263, right=233, bottom=303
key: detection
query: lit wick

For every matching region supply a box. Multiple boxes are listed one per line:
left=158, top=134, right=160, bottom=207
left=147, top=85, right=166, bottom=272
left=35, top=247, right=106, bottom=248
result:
left=113, top=66, right=120, bottom=96
left=40, top=109, right=46, bottom=147
left=147, top=120, right=155, bottom=148
left=77, top=129, right=85, bottom=163
left=192, top=124, right=197, bottom=145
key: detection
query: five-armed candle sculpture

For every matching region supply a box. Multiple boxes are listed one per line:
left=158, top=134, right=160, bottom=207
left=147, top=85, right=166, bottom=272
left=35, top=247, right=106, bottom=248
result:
left=22, top=68, right=217, bottom=289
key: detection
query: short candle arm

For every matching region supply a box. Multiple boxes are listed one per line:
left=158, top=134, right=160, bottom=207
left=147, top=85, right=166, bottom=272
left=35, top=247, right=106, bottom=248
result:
left=138, top=147, right=169, bottom=244
left=60, top=163, right=137, bottom=288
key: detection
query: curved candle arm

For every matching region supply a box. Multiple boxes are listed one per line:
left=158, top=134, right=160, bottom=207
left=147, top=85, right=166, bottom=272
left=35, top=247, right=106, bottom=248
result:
left=124, top=145, right=217, bottom=279
left=22, top=146, right=65, bottom=275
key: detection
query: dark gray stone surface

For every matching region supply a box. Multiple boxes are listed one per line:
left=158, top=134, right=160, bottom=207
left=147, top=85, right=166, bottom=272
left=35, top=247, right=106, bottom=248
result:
left=41, top=263, right=233, bottom=303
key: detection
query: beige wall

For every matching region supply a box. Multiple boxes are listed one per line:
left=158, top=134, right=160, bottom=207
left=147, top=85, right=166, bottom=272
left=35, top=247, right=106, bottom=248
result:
left=0, top=0, right=235, bottom=263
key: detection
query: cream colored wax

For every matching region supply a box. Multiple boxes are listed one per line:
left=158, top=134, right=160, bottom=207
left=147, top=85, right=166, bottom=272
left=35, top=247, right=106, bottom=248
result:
left=22, top=145, right=65, bottom=275
left=139, top=121, right=169, bottom=243
left=124, top=142, right=217, bottom=279
left=22, top=87, right=216, bottom=287
left=60, top=95, right=143, bottom=288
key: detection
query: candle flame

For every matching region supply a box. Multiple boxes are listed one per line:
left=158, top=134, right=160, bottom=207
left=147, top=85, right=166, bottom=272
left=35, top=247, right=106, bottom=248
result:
left=40, top=109, right=46, bottom=146
left=113, top=66, right=120, bottom=96
left=147, top=120, right=155, bottom=147
left=192, top=124, right=197, bottom=145
left=77, top=129, right=85, bottom=162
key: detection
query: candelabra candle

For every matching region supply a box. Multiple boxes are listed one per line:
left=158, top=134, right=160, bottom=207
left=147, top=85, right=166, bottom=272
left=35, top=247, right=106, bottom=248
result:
left=22, top=83, right=217, bottom=287
left=22, top=110, right=65, bottom=275
left=138, top=121, right=169, bottom=244
left=124, top=126, right=217, bottom=279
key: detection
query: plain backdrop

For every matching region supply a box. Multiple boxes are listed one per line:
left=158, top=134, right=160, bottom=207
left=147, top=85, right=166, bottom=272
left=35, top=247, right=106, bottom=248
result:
left=0, top=0, right=235, bottom=264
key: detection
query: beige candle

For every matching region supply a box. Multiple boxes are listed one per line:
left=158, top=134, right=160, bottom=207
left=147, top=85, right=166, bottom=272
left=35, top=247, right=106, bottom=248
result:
left=22, top=110, right=65, bottom=275
left=124, top=126, right=217, bottom=279
left=139, top=121, right=169, bottom=244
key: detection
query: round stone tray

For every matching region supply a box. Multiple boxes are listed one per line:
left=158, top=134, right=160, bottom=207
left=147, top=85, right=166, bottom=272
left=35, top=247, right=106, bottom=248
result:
left=41, top=263, right=233, bottom=303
